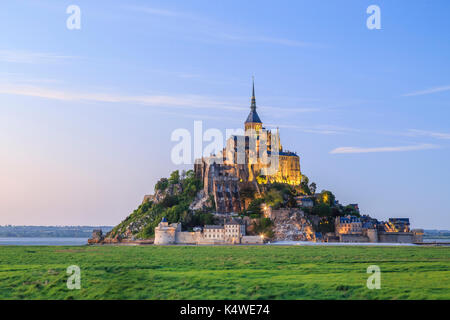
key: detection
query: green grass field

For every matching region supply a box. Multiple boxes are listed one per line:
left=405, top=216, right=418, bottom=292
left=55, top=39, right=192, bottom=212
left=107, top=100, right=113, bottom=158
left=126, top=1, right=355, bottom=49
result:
left=0, top=245, right=448, bottom=300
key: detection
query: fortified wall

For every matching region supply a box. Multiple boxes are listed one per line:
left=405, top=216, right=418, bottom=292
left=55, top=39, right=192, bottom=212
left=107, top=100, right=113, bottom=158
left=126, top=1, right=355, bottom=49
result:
left=154, top=218, right=263, bottom=245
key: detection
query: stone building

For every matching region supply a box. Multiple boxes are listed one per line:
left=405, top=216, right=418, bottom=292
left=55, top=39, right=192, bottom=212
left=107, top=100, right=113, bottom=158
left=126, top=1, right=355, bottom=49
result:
left=335, top=216, right=363, bottom=235
left=154, top=217, right=261, bottom=245
left=384, top=218, right=411, bottom=233
left=295, top=196, right=314, bottom=208
left=194, top=80, right=302, bottom=214
left=154, top=217, right=181, bottom=245
left=203, top=225, right=225, bottom=241
left=333, top=215, right=423, bottom=244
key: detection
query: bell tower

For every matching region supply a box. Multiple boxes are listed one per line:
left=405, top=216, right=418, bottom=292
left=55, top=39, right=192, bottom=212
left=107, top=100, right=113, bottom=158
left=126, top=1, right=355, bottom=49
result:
left=244, top=77, right=262, bottom=133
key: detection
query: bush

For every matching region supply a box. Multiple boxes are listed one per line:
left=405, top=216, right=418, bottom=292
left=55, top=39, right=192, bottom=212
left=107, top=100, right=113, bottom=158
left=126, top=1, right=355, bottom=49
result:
left=264, top=189, right=283, bottom=209
left=155, top=178, right=169, bottom=191
left=110, top=169, right=204, bottom=239
left=317, top=190, right=335, bottom=207
left=252, top=218, right=274, bottom=238
left=311, top=203, right=332, bottom=217
left=168, top=170, right=180, bottom=185
left=247, top=198, right=264, bottom=215
left=161, top=195, right=179, bottom=208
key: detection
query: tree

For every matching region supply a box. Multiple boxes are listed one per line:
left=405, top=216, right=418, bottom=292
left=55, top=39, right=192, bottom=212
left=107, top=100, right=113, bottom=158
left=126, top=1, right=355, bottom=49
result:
left=168, top=170, right=180, bottom=185
left=343, top=205, right=360, bottom=217
left=312, top=203, right=332, bottom=217
left=155, top=178, right=169, bottom=191
left=316, top=217, right=335, bottom=233
left=251, top=218, right=274, bottom=238
left=318, top=190, right=335, bottom=207
left=309, top=182, right=317, bottom=195
left=185, top=169, right=195, bottom=180
left=300, top=175, right=311, bottom=195
left=264, top=189, right=283, bottom=209
left=247, top=198, right=264, bottom=216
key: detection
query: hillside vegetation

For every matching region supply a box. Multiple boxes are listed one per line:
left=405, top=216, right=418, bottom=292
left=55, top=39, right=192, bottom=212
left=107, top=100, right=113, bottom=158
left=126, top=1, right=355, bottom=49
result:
left=108, top=170, right=214, bottom=239
left=107, top=169, right=365, bottom=240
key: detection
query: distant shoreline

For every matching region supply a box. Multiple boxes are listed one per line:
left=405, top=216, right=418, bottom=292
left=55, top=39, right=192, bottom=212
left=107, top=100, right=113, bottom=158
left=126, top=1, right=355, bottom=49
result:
left=0, top=226, right=113, bottom=238
left=2, top=237, right=449, bottom=247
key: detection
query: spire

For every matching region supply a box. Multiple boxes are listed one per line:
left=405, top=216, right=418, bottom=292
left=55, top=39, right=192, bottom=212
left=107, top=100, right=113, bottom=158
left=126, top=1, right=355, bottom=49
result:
left=245, top=76, right=262, bottom=124
left=251, top=75, right=256, bottom=111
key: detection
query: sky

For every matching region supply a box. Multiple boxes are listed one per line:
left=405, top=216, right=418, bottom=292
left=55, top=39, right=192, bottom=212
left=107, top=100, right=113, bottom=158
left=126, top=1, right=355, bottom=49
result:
left=0, top=0, right=449, bottom=229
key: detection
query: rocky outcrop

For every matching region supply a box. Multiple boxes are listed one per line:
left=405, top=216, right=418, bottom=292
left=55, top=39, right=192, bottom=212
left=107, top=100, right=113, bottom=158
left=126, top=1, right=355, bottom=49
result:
left=142, top=183, right=183, bottom=205
left=189, top=190, right=211, bottom=211
left=87, top=229, right=104, bottom=244
left=270, top=208, right=315, bottom=241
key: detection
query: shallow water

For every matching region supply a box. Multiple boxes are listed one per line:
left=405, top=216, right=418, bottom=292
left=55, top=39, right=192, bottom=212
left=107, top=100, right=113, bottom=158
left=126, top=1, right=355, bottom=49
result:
left=268, top=241, right=417, bottom=246
left=0, top=237, right=88, bottom=246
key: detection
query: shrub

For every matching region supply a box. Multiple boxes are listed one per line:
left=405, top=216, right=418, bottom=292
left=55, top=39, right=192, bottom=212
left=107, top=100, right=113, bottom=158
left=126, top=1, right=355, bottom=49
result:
left=155, top=178, right=169, bottom=191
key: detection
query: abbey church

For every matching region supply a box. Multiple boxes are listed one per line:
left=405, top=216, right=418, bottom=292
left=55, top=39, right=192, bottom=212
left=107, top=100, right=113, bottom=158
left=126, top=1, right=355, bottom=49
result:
left=194, top=81, right=302, bottom=213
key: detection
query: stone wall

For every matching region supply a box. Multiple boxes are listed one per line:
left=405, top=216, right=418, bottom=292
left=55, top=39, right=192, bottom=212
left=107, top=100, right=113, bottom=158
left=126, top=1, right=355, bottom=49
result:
left=197, top=238, right=229, bottom=245
left=412, top=229, right=424, bottom=243
left=339, top=234, right=369, bottom=243
left=241, top=235, right=263, bottom=244
left=366, top=229, right=378, bottom=243
left=378, top=232, right=414, bottom=243
left=176, top=231, right=200, bottom=244
left=154, top=229, right=176, bottom=245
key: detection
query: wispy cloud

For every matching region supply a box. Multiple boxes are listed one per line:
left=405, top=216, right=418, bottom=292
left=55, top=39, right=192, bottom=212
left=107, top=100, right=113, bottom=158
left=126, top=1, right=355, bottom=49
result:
left=266, top=123, right=357, bottom=135
left=261, top=105, right=319, bottom=114
left=0, top=49, right=76, bottom=64
left=330, top=143, right=438, bottom=154
left=218, top=34, right=317, bottom=48
left=407, top=129, right=450, bottom=140
left=125, top=5, right=187, bottom=18
left=0, top=83, right=247, bottom=111
left=126, top=6, right=321, bottom=48
left=402, top=85, right=450, bottom=97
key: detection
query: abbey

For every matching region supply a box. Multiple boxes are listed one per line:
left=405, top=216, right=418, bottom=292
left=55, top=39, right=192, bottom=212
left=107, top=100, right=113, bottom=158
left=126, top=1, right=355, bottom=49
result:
left=194, top=80, right=302, bottom=213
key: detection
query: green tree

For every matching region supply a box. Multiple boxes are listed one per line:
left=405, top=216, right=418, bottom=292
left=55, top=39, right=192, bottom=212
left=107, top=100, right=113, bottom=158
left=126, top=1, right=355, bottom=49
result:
left=316, top=217, right=335, bottom=233
left=309, top=182, right=317, bottom=195
left=264, top=189, right=283, bottom=209
left=317, top=190, right=335, bottom=207
left=300, top=175, right=311, bottom=195
left=247, top=198, right=264, bottom=216
left=312, top=203, right=332, bottom=217
left=343, top=205, right=360, bottom=217
left=168, top=170, right=180, bottom=185
left=252, top=218, right=274, bottom=238
left=155, top=178, right=168, bottom=191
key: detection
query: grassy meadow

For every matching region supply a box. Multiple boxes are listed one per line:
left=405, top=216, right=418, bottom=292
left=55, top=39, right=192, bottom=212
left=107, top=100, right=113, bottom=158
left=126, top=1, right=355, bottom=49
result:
left=0, top=245, right=448, bottom=300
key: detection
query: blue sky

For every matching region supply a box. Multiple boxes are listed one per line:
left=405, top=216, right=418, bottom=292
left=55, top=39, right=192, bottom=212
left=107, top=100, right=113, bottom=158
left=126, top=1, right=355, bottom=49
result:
left=0, top=0, right=449, bottom=228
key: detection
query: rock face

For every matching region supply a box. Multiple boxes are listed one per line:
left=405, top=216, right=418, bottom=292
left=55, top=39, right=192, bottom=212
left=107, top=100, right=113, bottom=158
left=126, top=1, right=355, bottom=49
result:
left=87, top=229, right=104, bottom=244
left=270, top=208, right=315, bottom=241
left=142, top=183, right=183, bottom=205
left=194, top=161, right=243, bottom=213
left=189, top=190, right=211, bottom=211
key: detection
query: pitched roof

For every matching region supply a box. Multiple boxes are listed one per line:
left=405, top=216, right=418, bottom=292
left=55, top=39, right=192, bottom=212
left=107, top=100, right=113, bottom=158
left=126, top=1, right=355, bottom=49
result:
left=245, top=109, right=262, bottom=123
left=245, top=78, right=262, bottom=124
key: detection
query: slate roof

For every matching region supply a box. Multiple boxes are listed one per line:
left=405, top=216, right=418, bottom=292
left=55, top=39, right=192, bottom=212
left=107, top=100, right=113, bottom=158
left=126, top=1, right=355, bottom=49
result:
left=245, top=109, right=262, bottom=124
left=245, top=79, right=262, bottom=124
